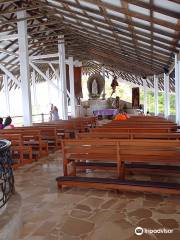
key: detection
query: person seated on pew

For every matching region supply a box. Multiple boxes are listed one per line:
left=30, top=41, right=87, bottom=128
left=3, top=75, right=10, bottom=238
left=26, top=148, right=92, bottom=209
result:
left=114, top=111, right=128, bottom=121
left=3, top=116, right=14, bottom=129
left=0, top=117, right=3, bottom=129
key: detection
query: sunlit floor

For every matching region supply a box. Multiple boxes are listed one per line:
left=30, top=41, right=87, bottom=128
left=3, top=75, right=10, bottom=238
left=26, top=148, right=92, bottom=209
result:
left=14, top=151, right=180, bottom=240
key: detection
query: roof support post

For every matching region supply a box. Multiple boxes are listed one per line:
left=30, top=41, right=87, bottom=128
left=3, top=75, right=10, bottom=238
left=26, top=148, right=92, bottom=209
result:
left=3, top=75, right=10, bottom=116
left=102, top=67, right=105, bottom=98
left=175, top=54, right=180, bottom=124
left=46, top=68, right=52, bottom=105
left=17, top=10, right=32, bottom=126
left=143, top=79, right=147, bottom=115
left=68, top=56, right=76, bottom=118
left=58, top=36, right=68, bottom=120
left=154, top=75, right=159, bottom=116
left=32, top=69, right=37, bottom=106
left=164, top=73, right=170, bottom=119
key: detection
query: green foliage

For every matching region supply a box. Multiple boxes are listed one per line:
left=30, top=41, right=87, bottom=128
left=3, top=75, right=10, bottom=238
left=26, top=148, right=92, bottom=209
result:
left=140, top=90, right=175, bottom=114
left=170, top=95, right=175, bottom=114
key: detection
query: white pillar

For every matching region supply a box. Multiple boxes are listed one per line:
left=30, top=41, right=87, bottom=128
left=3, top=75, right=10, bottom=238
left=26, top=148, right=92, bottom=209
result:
left=68, top=57, right=76, bottom=117
left=58, top=36, right=68, bottom=120
left=143, top=79, right=147, bottom=114
left=17, top=10, right=32, bottom=126
left=164, top=73, right=170, bottom=119
left=3, top=75, right=10, bottom=116
left=46, top=68, right=52, bottom=104
left=102, top=67, right=105, bottom=98
left=32, top=69, right=37, bottom=105
left=175, top=54, right=180, bottom=124
left=154, top=75, right=159, bottom=116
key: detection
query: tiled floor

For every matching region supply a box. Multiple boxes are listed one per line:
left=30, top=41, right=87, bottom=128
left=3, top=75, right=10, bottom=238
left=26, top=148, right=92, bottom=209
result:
left=15, top=151, right=180, bottom=240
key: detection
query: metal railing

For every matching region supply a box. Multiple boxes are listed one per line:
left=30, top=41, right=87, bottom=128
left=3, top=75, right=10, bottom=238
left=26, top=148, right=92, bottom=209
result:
left=0, top=140, right=14, bottom=208
left=2, top=113, right=50, bottom=126
left=2, top=110, right=73, bottom=126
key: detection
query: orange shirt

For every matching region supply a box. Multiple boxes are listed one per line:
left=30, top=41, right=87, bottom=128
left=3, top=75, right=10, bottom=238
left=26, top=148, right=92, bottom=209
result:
left=114, top=114, right=127, bottom=121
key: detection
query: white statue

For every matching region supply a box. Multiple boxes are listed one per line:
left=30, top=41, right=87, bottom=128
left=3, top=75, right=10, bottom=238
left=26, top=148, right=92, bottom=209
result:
left=92, top=79, right=98, bottom=95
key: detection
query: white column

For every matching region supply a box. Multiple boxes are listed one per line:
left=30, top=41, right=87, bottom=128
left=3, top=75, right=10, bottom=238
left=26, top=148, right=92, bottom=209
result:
left=17, top=10, right=32, bottom=126
left=143, top=79, right=147, bottom=114
left=46, top=68, right=52, bottom=104
left=164, top=73, right=170, bottom=119
left=58, top=36, right=68, bottom=120
left=175, top=54, right=180, bottom=124
left=3, top=75, right=10, bottom=116
left=102, top=67, right=105, bottom=98
left=154, top=75, right=159, bottom=116
left=68, top=57, right=76, bottom=117
left=32, top=69, right=37, bottom=105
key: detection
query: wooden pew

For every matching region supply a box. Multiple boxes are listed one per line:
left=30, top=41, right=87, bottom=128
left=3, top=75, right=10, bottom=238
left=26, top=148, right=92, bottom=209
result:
left=61, top=139, right=118, bottom=176
left=77, top=132, right=180, bottom=140
left=33, top=116, right=97, bottom=138
left=127, top=116, right=166, bottom=121
left=105, top=121, right=176, bottom=127
left=101, top=119, right=176, bottom=126
left=56, top=176, right=180, bottom=195
left=57, top=139, right=180, bottom=195
left=62, top=139, right=180, bottom=175
left=11, top=126, right=58, bottom=151
left=91, top=127, right=174, bottom=133
left=0, top=133, right=33, bottom=169
left=33, top=122, right=79, bottom=140
left=117, top=141, right=180, bottom=179
left=0, top=129, right=48, bottom=158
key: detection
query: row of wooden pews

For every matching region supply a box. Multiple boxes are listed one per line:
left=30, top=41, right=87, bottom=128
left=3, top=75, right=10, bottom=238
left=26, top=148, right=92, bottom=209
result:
left=0, top=116, right=97, bottom=169
left=57, top=116, right=180, bottom=195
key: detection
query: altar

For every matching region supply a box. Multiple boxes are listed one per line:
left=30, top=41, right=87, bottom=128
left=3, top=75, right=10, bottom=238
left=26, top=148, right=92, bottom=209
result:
left=93, top=109, right=119, bottom=116
left=82, top=99, right=109, bottom=116
left=81, top=98, right=132, bottom=116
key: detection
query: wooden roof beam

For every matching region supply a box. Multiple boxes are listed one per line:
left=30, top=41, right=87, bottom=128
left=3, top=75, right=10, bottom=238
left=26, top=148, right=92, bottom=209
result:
left=56, top=0, right=180, bottom=32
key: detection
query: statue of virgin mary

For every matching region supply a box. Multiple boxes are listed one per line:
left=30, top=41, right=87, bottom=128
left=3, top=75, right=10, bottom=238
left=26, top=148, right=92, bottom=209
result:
left=92, top=79, right=98, bottom=95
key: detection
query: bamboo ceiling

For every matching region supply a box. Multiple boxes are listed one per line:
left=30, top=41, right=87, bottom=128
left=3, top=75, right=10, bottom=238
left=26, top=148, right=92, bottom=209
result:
left=0, top=0, right=179, bottom=92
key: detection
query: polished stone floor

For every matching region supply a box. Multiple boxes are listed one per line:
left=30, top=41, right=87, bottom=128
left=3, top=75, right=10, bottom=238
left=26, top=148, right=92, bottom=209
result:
left=14, top=151, right=180, bottom=240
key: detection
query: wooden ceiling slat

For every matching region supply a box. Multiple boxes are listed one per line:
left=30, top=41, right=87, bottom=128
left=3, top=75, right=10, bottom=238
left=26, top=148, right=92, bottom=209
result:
left=51, top=0, right=179, bottom=39
left=0, top=0, right=177, bottom=91
left=121, top=0, right=180, bottom=19
left=85, top=0, right=179, bottom=31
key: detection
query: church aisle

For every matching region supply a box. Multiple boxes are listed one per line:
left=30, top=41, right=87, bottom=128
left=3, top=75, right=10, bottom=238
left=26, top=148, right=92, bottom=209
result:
left=14, top=151, right=180, bottom=240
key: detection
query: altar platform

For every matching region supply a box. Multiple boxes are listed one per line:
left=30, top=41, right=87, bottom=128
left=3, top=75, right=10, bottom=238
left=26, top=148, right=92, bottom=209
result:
left=93, top=109, right=119, bottom=116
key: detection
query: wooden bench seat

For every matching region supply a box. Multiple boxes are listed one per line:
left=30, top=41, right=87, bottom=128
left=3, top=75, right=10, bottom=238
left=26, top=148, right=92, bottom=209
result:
left=105, top=124, right=177, bottom=130
left=126, top=116, right=167, bottom=121
left=62, top=140, right=180, bottom=175
left=117, top=143, right=180, bottom=179
left=0, top=134, right=33, bottom=169
left=15, top=126, right=58, bottom=151
left=56, top=176, right=180, bottom=195
left=76, top=162, right=180, bottom=174
left=60, top=139, right=180, bottom=194
left=77, top=132, right=180, bottom=140
left=91, top=127, right=174, bottom=133
left=62, top=139, right=118, bottom=176
left=33, top=116, right=97, bottom=137
left=0, top=129, right=48, bottom=158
